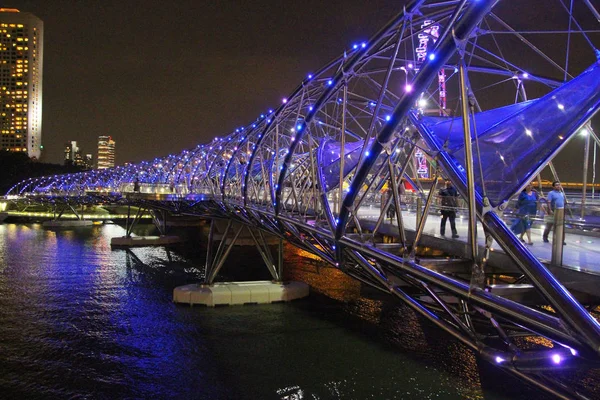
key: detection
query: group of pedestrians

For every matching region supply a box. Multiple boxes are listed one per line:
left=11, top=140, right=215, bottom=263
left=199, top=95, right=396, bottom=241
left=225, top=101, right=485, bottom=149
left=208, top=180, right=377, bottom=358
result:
left=438, top=178, right=566, bottom=245
left=511, top=180, right=565, bottom=245
left=382, top=177, right=566, bottom=246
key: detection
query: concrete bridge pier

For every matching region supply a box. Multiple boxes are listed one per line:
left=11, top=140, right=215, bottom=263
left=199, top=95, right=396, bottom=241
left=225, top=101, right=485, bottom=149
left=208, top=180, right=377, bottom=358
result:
left=42, top=201, right=93, bottom=228
left=110, top=205, right=183, bottom=248
left=173, top=219, right=309, bottom=307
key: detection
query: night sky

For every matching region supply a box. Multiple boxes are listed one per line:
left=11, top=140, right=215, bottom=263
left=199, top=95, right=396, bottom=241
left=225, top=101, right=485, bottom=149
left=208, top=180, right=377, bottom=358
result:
left=5, top=0, right=402, bottom=165
left=3, top=0, right=600, bottom=184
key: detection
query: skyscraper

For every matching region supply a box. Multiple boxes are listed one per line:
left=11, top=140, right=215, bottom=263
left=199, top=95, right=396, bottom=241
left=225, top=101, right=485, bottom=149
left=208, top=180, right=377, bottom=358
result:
left=97, top=136, right=115, bottom=169
left=0, top=9, right=43, bottom=159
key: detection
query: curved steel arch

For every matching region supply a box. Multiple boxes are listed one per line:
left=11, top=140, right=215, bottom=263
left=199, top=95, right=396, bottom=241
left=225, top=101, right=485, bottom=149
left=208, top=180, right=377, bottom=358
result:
left=7, top=1, right=600, bottom=396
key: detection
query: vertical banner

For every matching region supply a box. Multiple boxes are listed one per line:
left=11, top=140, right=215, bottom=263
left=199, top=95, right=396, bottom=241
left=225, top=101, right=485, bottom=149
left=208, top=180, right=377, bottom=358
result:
left=415, top=148, right=429, bottom=179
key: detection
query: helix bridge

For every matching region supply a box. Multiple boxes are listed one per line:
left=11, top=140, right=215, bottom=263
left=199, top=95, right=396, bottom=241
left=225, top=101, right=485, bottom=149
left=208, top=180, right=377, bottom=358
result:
left=5, top=1, right=600, bottom=397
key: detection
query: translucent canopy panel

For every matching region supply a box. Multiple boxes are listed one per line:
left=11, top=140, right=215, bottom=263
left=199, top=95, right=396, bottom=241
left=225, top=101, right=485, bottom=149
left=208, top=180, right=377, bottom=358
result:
left=319, top=140, right=366, bottom=192
left=420, top=62, right=600, bottom=206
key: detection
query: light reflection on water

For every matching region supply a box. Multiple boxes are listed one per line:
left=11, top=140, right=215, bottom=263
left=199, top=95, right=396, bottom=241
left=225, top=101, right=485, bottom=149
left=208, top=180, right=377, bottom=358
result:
left=0, top=223, right=552, bottom=399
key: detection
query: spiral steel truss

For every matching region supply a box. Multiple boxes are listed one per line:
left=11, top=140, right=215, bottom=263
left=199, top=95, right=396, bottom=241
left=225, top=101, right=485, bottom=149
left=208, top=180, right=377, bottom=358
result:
left=8, top=1, right=600, bottom=396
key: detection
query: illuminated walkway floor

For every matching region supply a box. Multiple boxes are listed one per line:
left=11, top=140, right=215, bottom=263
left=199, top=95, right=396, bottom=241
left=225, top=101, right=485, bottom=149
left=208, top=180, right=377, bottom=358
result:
left=357, top=206, right=600, bottom=276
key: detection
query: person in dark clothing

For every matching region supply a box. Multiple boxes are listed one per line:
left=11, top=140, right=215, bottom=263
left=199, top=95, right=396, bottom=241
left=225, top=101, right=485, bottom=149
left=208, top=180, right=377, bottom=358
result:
left=439, top=179, right=459, bottom=238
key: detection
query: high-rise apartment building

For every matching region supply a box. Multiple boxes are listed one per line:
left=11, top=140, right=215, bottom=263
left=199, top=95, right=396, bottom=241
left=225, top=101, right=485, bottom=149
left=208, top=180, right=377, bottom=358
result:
left=97, top=136, right=115, bottom=169
left=0, top=9, right=43, bottom=159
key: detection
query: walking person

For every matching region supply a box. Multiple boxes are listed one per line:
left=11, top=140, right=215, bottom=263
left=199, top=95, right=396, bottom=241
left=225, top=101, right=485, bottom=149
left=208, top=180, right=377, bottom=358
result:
left=381, top=183, right=395, bottom=223
left=543, top=181, right=566, bottom=244
left=511, top=183, right=538, bottom=245
left=439, top=179, right=460, bottom=238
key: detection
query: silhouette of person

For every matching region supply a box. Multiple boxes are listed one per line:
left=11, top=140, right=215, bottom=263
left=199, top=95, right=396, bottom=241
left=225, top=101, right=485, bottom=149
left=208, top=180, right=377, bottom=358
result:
left=439, top=179, right=459, bottom=238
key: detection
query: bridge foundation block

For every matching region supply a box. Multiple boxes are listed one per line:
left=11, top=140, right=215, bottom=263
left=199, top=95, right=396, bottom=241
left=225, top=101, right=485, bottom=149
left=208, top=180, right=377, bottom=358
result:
left=111, top=235, right=183, bottom=248
left=173, top=280, right=309, bottom=307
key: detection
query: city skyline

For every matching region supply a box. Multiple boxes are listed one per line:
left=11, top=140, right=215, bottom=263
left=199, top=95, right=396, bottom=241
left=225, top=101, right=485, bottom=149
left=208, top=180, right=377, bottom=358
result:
left=2, top=0, right=401, bottom=167
left=1, top=0, right=598, bottom=182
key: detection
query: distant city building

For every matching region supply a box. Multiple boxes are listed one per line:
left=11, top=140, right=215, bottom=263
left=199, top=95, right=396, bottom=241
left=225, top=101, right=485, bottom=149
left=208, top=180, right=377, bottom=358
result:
left=83, top=153, right=93, bottom=169
left=64, top=140, right=78, bottom=165
left=97, top=136, right=115, bottom=169
left=64, top=140, right=92, bottom=170
left=0, top=8, right=43, bottom=159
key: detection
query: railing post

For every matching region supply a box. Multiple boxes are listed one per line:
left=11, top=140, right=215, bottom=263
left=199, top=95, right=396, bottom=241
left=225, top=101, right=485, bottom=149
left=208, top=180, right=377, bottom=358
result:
left=582, top=131, right=590, bottom=219
left=551, top=208, right=565, bottom=266
left=416, top=196, right=423, bottom=227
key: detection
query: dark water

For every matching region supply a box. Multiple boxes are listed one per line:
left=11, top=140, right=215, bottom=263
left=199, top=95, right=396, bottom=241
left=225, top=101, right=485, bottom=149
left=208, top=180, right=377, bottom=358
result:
left=0, top=223, right=549, bottom=399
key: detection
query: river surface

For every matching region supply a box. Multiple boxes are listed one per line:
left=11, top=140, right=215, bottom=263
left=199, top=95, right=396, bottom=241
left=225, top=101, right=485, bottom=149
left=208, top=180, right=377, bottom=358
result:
left=0, top=222, right=552, bottom=399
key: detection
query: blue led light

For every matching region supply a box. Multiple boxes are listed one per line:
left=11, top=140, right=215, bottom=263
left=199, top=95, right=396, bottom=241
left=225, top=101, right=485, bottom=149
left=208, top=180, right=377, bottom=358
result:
left=327, top=79, right=333, bottom=86
left=385, top=115, right=391, bottom=121
left=307, top=74, right=313, bottom=79
left=428, top=53, right=435, bottom=60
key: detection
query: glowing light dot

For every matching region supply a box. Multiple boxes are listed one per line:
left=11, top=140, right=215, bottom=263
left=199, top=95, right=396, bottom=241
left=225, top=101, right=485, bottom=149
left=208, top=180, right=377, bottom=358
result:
left=552, top=354, right=562, bottom=364
left=569, top=348, right=578, bottom=356
left=405, top=84, right=413, bottom=92
left=361, top=42, right=366, bottom=48
left=495, top=357, right=505, bottom=364
left=307, top=74, right=313, bottom=79
left=522, top=72, right=529, bottom=78
left=428, top=53, right=435, bottom=60
left=327, top=79, right=333, bottom=86
left=525, top=129, right=532, bottom=136
left=558, top=104, right=565, bottom=110
left=282, top=98, right=287, bottom=104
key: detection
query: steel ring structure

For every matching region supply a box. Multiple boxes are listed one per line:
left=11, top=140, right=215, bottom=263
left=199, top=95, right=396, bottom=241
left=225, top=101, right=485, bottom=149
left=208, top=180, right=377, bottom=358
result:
left=7, top=1, right=600, bottom=397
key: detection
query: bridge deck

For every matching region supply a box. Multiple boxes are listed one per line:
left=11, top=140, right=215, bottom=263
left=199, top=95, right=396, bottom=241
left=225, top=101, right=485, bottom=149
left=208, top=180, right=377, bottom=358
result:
left=357, top=207, right=600, bottom=277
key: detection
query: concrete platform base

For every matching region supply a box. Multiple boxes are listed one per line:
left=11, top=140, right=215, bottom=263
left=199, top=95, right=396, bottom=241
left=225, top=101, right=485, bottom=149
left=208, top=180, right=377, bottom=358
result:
left=42, top=220, right=94, bottom=228
left=173, top=280, right=309, bottom=306
left=111, top=235, right=183, bottom=248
